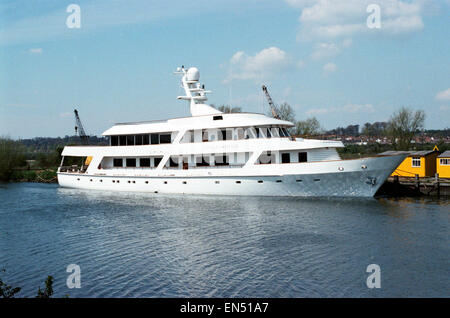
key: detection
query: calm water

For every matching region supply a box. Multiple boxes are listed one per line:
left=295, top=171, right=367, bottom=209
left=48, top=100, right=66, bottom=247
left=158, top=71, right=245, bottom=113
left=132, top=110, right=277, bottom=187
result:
left=0, top=183, right=448, bottom=298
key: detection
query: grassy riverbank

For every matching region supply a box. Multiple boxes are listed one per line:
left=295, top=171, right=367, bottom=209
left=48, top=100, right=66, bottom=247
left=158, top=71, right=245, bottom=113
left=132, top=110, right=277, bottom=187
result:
left=10, top=168, right=58, bottom=183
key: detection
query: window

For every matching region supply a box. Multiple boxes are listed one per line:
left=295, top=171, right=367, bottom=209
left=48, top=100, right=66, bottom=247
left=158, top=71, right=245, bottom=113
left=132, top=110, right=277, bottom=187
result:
left=111, top=136, right=119, bottom=146
left=113, top=158, right=123, bottom=167
left=143, top=134, right=150, bottom=145
left=126, top=135, right=135, bottom=146
left=159, top=134, right=171, bottom=144
left=126, top=158, right=136, bottom=167
left=440, top=158, right=449, bottom=165
left=154, top=157, right=162, bottom=167
left=213, top=115, right=223, bottom=120
left=412, top=157, right=421, bottom=167
left=140, top=158, right=151, bottom=167
left=281, top=153, right=290, bottom=164
left=119, top=135, right=126, bottom=146
left=169, top=157, right=179, bottom=167
left=135, top=135, right=143, bottom=146
left=202, top=130, right=209, bottom=142
left=298, top=152, right=307, bottom=163
left=151, top=134, right=159, bottom=144
left=215, top=155, right=229, bottom=166
left=196, top=156, right=210, bottom=167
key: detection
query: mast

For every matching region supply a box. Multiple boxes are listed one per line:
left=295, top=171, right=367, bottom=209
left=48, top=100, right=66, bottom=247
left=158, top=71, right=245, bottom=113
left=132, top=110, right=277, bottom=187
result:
left=174, top=66, right=222, bottom=116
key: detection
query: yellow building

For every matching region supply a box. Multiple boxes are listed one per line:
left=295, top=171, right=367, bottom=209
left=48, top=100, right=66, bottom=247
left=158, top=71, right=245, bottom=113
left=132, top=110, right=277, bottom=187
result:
left=437, top=151, right=450, bottom=178
left=380, top=149, right=440, bottom=177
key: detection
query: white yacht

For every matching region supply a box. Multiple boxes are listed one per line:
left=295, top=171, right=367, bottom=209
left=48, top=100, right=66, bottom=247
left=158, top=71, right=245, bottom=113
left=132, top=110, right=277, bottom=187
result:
left=58, top=66, right=405, bottom=197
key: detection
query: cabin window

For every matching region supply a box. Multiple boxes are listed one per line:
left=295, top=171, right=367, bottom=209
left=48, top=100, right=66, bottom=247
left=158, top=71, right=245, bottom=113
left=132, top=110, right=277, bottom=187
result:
left=215, top=155, right=229, bottom=166
left=202, top=130, right=209, bottom=142
left=154, top=157, right=162, bottom=167
left=255, top=127, right=261, bottom=138
left=213, top=115, right=223, bottom=120
left=119, top=135, right=126, bottom=146
left=135, top=135, right=143, bottom=146
left=281, top=153, right=290, bottom=164
left=126, top=158, right=136, bottom=167
left=159, top=134, right=171, bottom=144
left=113, top=158, right=123, bottom=167
left=143, top=134, right=150, bottom=145
left=111, top=136, right=119, bottom=146
left=440, top=158, right=449, bottom=165
left=196, top=156, right=210, bottom=167
left=266, top=128, right=272, bottom=138
left=140, top=158, right=151, bottom=167
left=126, top=135, right=135, bottom=146
left=169, top=157, right=179, bottom=168
left=258, top=151, right=275, bottom=164
left=298, top=152, right=307, bottom=163
left=151, top=134, right=159, bottom=144
left=412, top=157, right=421, bottom=167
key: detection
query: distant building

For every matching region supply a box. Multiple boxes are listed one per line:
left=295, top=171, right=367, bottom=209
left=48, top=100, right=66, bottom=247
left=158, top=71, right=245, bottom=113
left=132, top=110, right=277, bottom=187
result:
left=437, top=151, right=450, bottom=178
left=380, top=147, right=440, bottom=177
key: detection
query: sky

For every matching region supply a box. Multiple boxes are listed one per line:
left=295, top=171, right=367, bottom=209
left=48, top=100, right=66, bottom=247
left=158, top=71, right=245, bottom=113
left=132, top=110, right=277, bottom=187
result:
left=0, top=0, right=449, bottom=138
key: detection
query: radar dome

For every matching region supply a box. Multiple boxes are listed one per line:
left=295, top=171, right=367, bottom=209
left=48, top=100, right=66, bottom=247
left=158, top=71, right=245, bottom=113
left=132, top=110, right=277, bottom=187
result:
left=186, top=67, right=200, bottom=81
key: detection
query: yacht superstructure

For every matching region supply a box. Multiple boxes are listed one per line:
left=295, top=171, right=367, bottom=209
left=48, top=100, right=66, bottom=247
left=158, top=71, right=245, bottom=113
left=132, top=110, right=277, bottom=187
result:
left=58, top=66, right=405, bottom=197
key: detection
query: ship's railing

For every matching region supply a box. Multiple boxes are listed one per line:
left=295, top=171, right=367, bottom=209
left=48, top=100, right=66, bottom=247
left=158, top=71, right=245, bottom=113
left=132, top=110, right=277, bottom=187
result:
left=58, top=165, right=87, bottom=173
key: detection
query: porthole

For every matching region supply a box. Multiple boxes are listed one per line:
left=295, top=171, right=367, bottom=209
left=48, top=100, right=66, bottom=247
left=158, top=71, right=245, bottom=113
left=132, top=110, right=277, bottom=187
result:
left=182, top=181, right=187, bottom=184
left=338, top=167, right=344, bottom=171
left=90, top=179, right=93, bottom=182
left=236, top=181, right=241, bottom=184
left=128, top=181, right=131, bottom=183
left=361, top=165, right=367, bottom=169
left=77, top=178, right=80, bottom=181
left=258, top=180, right=263, bottom=183
left=132, top=181, right=135, bottom=184
left=296, top=179, right=302, bottom=182
left=276, top=180, right=282, bottom=183
left=112, top=180, right=115, bottom=183
left=145, top=181, right=149, bottom=184
left=314, top=179, right=320, bottom=182
left=100, top=180, right=103, bottom=182
left=164, top=181, right=167, bottom=184
left=215, top=181, right=220, bottom=184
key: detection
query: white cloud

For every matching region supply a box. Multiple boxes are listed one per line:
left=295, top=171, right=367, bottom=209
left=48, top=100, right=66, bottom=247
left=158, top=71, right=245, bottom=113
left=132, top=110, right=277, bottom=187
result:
left=307, top=103, right=374, bottom=115
left=224, top=47, right=294, bottom=82
left=322, top=62, right=337, bottom=74
left=435, top=88, right=450, bottom=101
left=288, top=0, right=424, bottom=41
left=29, top=48, right=43, bottom=54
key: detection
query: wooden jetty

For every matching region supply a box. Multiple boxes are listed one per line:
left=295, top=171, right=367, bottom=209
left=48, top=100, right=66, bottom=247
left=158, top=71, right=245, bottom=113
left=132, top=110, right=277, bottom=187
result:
left=377, top=174, right=450, bottom=197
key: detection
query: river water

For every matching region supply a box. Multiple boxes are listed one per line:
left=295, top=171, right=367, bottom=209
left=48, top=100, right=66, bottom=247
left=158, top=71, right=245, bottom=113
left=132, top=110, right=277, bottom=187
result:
left=0, top=182, right=448, bottom=297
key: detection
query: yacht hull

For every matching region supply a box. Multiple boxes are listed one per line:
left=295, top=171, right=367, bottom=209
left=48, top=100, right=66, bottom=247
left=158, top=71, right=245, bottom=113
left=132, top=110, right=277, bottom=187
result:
left=57, top=154, right=404, bottom=197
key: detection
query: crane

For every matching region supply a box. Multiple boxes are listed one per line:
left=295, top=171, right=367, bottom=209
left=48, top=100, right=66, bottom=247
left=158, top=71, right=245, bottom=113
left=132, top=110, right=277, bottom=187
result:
left=74, top=109, right=89, bottom=144
left=262, top=85, right=280, bottom=119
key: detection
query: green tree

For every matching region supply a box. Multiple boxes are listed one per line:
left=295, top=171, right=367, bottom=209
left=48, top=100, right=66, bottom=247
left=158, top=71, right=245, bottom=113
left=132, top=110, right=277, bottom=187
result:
left=0, top=269, right=21, bottom=298
left=295, top=117, right=322, bottom=136
left=386, top=107, right=425, bottom=150
left=36, top=276, right=54, bottom=298
left=0, top=137, right=26, bottom=181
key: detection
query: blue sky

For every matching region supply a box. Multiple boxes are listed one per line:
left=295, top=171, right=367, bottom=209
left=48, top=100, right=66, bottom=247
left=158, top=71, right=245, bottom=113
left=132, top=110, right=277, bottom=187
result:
left=0, top=0, right=449, bottom=138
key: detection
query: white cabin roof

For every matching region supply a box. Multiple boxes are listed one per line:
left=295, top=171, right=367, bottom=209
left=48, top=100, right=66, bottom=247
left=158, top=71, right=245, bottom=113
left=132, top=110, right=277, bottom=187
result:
left=102, top=112, right=294, bottom=136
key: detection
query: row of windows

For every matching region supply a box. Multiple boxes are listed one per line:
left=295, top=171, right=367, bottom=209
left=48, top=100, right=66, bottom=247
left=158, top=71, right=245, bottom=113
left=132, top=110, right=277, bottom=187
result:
left=110, top=133, right=171, bottom=146
left=113, top=157, right=162, bottom=168
left=440, top=158, right=449, bottom=165
left=183, top=127, right=291, bottom=143
left=259, top=152, right=308, bottom=164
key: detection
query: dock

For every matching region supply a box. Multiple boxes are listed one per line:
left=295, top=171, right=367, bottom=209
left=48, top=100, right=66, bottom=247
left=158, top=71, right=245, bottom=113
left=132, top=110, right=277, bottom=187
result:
left=377, top=174, right=450, bottom=197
